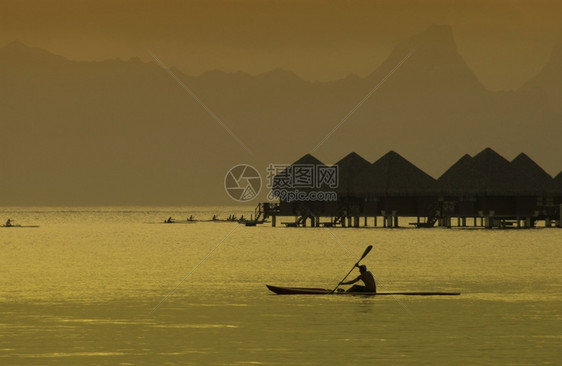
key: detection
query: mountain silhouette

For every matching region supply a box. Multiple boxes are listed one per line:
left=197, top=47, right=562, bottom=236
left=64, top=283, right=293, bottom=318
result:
left=523, top=42, right=562, bottom=114
left=1, top=25, right=561, bottom=205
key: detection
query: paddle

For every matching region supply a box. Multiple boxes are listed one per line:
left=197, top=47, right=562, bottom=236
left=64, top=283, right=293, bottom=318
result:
left=330, top=245, right=373, bottom=294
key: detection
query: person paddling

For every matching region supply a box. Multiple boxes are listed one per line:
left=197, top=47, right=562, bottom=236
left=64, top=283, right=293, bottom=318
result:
left=341, top=264, right=376, bottom=293
left=6, top=219, right=13, bottom=227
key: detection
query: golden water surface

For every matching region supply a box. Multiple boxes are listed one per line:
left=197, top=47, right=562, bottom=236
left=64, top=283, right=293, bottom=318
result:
left=1, top=207, right=561, bottom=365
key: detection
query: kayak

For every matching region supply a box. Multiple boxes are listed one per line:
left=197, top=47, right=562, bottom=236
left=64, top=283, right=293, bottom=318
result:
left=266, top=285, right=460, bottom=296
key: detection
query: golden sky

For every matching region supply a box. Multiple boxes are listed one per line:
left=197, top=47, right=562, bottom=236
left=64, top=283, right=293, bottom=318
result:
left=1, top=0, right=562, bottom=90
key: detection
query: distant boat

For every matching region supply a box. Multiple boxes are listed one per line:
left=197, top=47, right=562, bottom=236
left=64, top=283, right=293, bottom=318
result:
left=0, top=224, right=39, bottom=228
left=151, top=216, right=243, bottom=224
left=157, top=220, right=197, bottom=224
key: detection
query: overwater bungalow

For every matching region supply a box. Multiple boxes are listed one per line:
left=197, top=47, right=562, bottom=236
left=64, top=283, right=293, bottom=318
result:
left=259, top=148, right=561, bottom=228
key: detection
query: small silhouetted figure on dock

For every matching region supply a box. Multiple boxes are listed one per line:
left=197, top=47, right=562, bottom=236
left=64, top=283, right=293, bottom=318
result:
left=6, top=219, right=12, bottom=227
left=212, top=215, right=217, bottom=221
left=166, top=217, right=174, bottom=223
left=188, top=215, right=194, bottom=221
left=341, top=265, right=376, bottom=293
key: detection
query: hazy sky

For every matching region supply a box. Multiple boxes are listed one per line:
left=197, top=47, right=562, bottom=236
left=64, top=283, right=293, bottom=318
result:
left=1, top=0, right=562, bottom=90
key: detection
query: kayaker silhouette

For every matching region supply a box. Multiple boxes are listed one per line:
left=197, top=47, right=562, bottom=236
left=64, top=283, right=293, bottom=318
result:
left=341, top=264, right=376, bottom=293
left=6, top=219, right=12, bottom=227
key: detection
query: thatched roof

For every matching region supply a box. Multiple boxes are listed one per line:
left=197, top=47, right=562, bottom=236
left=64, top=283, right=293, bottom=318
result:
left=333, top=152, right=371, bottom=196
left=511, top=153, right=552, bottom=190
left=296, top=153, right=324, bottom=166
left=439, top=154, right=472, bottom=181
left=548, top=171, right=562, bottom=196
left=271, top=150, right=557, bottom=200
left=355, top=151, right=438, bottom=197
left=272, top=153, right=328, bottom=192
left=438, top=154, right=474, bottom=195
left=438, top=148, right=536, bottom=196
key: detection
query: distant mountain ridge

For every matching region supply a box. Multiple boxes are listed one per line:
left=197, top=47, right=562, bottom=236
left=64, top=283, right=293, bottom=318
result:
left=1, top=25, right=561, bottom=205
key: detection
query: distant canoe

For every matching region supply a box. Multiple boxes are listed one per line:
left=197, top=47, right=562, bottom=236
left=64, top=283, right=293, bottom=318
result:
left=266, top=285, right=460, bottom=296
left=0, top=225, right=39, bottom=228
left=151, top=219, right=243, bottom=224
left=155, top=221, right=197, bottom=224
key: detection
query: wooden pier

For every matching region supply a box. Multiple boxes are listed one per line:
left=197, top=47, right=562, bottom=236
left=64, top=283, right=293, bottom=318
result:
left=260, top=203, right=562, bottom=229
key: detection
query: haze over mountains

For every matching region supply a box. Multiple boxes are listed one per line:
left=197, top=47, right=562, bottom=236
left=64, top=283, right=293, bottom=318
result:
left=1, top=25, right=561, bottom=205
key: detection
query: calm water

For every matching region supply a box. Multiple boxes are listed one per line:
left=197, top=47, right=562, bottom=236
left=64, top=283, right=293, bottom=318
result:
left=1, top=207, right=560, bottom=365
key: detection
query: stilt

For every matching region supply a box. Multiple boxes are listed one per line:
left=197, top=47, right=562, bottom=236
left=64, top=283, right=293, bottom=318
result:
left=354, top=216, right=360, bottom=228
left=272, top=215, right=276, bottom=227
left=393, top=211, right=398, bottom=228
left=533, top=211, right=539, bottom=227
left=364, top=216, right=367, bottom=227
left=374, top=216, right=377, bottom=227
